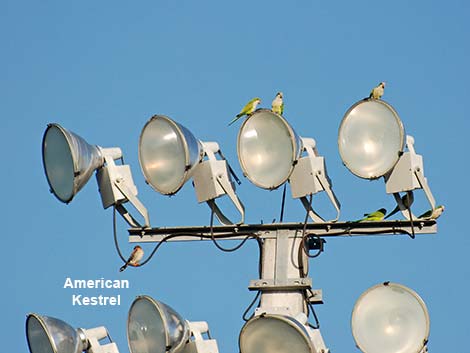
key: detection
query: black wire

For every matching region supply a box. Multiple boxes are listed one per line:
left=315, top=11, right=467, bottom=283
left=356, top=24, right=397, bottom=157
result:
left=115, top=205, right=257, bottom=268
left=300, top=194, right=324, bottom=260
left=406, top=192, right=416, bottom=239
left=242, top=291, right=261, bottom=321
left=303, top=234, right=324, bottom=258
left=279, top=184, right=287, bottom=223
left=113, top=206, right=127, bottom=262
left=255, top=236, right=264, bottom=278
left=209, top=208, right=252, bottom=252
left=303, top=289, right=320, bottom=329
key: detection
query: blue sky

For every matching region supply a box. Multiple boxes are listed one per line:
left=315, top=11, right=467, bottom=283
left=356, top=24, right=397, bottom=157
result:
left=2, top=0, right=469, bottom=351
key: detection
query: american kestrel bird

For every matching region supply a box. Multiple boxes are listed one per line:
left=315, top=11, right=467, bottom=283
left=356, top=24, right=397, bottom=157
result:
left=271, top=92, right=284, bottom=115
left=119, top=245, right=144, bottom=272
left=369, top=82, right=385, bottom=99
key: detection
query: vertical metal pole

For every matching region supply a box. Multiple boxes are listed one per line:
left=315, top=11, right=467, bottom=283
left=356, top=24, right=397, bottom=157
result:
left=258, top=229, right=308, bottom=316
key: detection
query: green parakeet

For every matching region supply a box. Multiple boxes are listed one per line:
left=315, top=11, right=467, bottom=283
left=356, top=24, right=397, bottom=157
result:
left=355, top=208, right=387, bottom=222
left=228, top=97, right=261, bottom=126
left=369, top=82, right=385, bottom=99
left=418, top=205, right=445, bottom=219
left=271, top=92, right=284, bottom=115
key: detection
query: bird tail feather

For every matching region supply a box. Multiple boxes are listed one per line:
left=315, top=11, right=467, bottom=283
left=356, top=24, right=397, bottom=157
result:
left=228, top=116, right=239, bottom=126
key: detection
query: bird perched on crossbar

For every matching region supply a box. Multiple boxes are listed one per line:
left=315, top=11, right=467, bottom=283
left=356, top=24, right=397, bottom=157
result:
left=120, top=245, right=144, bottom=272
left=271, top=92, right=284, bottom=115
left=228, top=97, right=261, bottom=126
left=355, top=208, right=387, bottom=222
left=418, top=205, right=445, bottom=220
left=369, top=82, right=386, bottom=99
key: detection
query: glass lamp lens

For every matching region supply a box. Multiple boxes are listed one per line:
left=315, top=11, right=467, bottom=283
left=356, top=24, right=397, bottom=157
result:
left=42, top=125, right=75, bottom=203
left=139, top=116, right=201, bottom=195
left=338, top=100, right=404, bottom=179
left=26, top=314, right=82, bottom=353
left=128, top=297, right=167, bottom=353
left=127, top=296, right=188, bottom=353
left=239, top=315, right=313, bottom=353
left=238, top=110, right=300, bottom=189
left=26, top=316, right=55, bottom=353
left=351, top=283, right=429, bottom=353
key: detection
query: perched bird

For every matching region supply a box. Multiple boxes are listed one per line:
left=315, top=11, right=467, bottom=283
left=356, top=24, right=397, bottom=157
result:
left=271, top=92, right=284, bottom=115
left=385, top=194, right=413, bottom=219
left=355, top=208, right=387, bottom=222
left=228, top=97, right=261, bottom=126
left=369, top=82, right=386, bottom=99
left=119, top=245, right=144, bottom=272
left=418, top=205, right=445, bottom=219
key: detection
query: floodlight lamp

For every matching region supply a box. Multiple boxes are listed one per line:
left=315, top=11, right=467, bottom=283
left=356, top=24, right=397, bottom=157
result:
left=139, top=115, right=244, bottom=225
left=127, top=295, right=219, bottom=353
left=26, top=313, right=120, bottom=353
left=351, top=282, right=430, bottom=353
left=338, top=99, right=405, bottom=180
left=239, top=313, right=328, bottom=353
left=42, top=123, right=150, bottom=228
left=237, top=109, right=302, bottom=190
left=338, top=101, right=437, bottom=218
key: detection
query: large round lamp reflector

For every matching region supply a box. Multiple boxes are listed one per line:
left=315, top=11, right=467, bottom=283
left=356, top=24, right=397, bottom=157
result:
left=239, top=314, right=313, bottom=353
left=127, top=295, right=190, bottom=353
left=42, top=124, right=103, bottom=203
left=139, top=115, right=202, bottom=195
left=351, top=282, right=430, bottom=353
left=338, top=100, right=405, bottom=179
left=26, top=314, right=83, bottom=353
left=237, top=110, right=301, bottom=189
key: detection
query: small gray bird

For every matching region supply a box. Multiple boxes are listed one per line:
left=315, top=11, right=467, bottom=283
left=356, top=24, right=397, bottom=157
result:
left=369, top=82, right=386, bottom=99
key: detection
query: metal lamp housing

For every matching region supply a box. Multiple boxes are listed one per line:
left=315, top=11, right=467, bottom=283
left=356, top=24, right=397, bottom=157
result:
left=42, top=123, right=104, bottom=203
left=237, top=109, right=302, bottom=190
left=338, top=100, right=405, bottom=180
left=138, top=115, right=203, bottom=196
left=239, top=313, right=326, bottom=353
left=127, top=295, right=190, bottom=353
left=26, top=314, right=86, bottom=353
left=351, top=282, right=430, bottom=353
left=26, top=313, right=120, bottom=353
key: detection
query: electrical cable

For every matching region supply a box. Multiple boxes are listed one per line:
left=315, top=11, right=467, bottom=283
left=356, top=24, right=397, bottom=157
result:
left=115, top=206, right=256, bottom=268
left=209, top=208, right=253, bottom=252
left=406, top=192, right=416, bottom=239
left=113, top=206, right=127, bottom=262
left=242, top=291, right=261, bottom=322
left=303, top=288, right=320, bottom=329
left=279, top=183, right=287, bottom=223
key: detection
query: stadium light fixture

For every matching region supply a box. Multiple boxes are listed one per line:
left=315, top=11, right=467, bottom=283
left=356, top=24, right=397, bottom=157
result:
left=26, top=313, right=120, bottom=353
left=237, top=109, right=340, bottom=222
left=239, top=312, right=328, bottom=353
left=351, top=282, right=430, bottom=353
left=42, top=123, right=150, bottom=228
left=127, top=295, right=219, bottom=353
left=138, top=115, right=244, bottom=225
left=338, top=100, right=436, bottom=219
